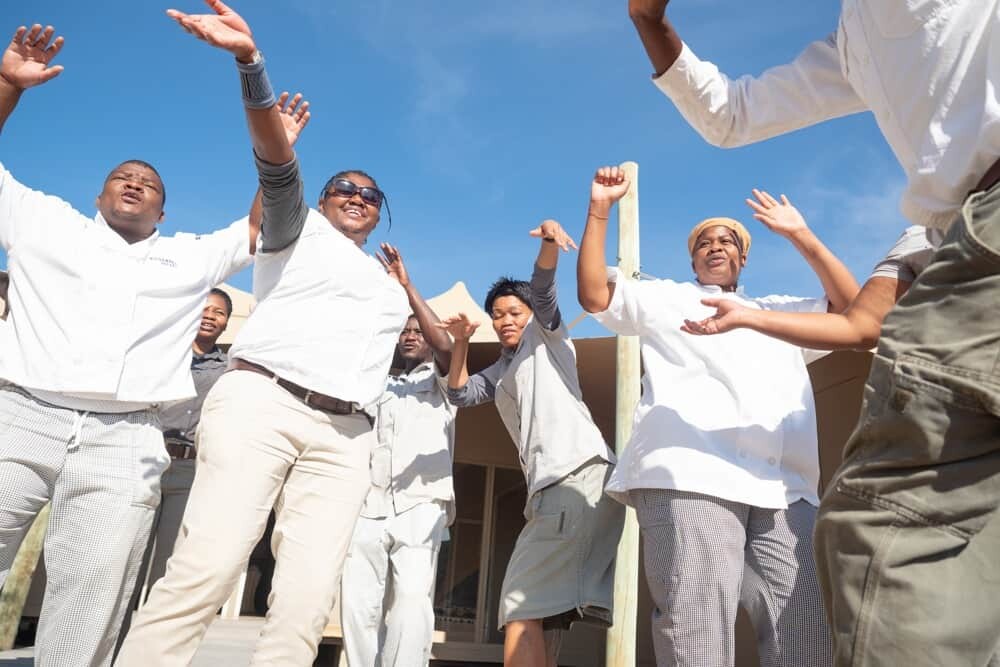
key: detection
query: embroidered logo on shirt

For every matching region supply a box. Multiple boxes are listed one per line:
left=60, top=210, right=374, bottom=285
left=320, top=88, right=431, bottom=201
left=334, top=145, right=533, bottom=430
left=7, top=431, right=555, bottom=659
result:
left=149, top=256, right=178, bottom=268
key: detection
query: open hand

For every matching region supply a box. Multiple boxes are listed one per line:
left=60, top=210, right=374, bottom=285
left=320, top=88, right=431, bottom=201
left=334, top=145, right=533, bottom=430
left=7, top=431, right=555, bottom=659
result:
left=166, top=0, right=255, bottom=60
left=745, top=189, right=807, bottom=238
left=376, top=242, right=410, bottom=287
left=1, top=25, right=65, bottom=90
left=591, top=166, right=631, bottom=207
left=275, top=92, right=310, bottom=147
left=529, top=219, right=577, bottom=252
left=680, top=297, right=748, bottom=336
left=436, top=313, right=480, bottom=341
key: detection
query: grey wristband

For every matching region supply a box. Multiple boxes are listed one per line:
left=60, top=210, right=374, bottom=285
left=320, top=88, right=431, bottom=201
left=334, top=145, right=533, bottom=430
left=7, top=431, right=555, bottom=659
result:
left=236, top=51, right=276, bottom=109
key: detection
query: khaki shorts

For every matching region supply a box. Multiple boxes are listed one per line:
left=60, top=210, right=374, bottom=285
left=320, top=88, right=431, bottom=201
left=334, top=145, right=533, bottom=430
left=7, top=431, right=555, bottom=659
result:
left=498, top=458, right=625, bottom=630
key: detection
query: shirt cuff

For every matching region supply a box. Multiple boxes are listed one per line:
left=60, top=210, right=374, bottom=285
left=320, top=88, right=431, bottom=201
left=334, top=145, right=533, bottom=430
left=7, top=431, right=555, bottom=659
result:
left=651, top=41, right=699, bottom=98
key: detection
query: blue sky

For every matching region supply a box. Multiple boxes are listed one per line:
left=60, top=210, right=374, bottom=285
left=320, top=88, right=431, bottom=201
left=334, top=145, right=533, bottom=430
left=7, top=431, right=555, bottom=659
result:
left=1, top=1, right=907, bottom=338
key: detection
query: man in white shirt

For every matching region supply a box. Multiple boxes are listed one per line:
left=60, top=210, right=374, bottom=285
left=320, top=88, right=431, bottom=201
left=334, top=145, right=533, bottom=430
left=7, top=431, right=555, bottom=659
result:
left=340, top=244, right=456, bottom=667
left=0, top=24, right=253, bottom=667
left=628, top=2, right=1000, bottom=663
left=579, top=167, right=860, bottom=667
left=115, top=4, right=409, bottom=665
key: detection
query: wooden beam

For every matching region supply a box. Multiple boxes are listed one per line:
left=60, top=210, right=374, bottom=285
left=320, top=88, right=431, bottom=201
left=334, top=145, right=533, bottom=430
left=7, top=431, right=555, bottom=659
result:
left=605, top=161, right=641, bottom=667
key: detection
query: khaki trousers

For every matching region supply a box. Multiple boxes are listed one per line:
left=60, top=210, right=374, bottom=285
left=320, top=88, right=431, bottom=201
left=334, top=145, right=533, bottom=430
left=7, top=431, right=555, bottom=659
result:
left=815, top=182, right=1000, bottom=666
left=116, top=370, right=374, bottom=666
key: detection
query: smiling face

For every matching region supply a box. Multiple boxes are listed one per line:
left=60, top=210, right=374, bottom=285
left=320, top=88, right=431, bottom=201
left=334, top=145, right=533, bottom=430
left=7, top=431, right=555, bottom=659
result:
left=491, top=295, right=533, bottom=349
left=196, top=292, right=230, bottom=347
left=95, top=161, right=165, bottom=243
left=318, top=172, right=381, bottom=244
left=691, top=225, right=746, bottom=288
left=398, top=316, right=432, bottom=365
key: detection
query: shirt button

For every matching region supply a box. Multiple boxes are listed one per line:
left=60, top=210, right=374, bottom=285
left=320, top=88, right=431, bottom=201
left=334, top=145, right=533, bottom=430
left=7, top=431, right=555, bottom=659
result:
left=767, top=457, right=777, bottom=466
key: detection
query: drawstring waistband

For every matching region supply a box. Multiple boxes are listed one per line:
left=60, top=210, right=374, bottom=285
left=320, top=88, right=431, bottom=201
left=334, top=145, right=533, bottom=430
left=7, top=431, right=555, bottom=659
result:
left=67, top=411, right=90, bottom=451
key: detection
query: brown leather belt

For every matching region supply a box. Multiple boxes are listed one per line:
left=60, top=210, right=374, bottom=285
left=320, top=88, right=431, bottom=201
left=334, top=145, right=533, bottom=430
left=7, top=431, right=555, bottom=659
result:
left=164, top=440, right=196, bottom=460
left=232, top=358, right=368, bottom=418
left=974, top=155, right=1000, bottom=194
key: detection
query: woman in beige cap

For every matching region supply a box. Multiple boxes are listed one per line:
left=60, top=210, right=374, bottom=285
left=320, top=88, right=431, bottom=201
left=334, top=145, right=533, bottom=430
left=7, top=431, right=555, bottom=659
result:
left=578, top=166, right=859, bottom=667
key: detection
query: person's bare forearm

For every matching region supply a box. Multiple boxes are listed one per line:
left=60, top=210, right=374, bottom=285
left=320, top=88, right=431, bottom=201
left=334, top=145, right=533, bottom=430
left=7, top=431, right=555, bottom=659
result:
left=447, top=338, right=471, bottom=389
left=0, top=79, right=22, bottom=135
left=406, top=283, right=452, bottom=370
left=629, top=13, right=683, bottom=78
left=578, top=205, right=614, bottom=312
left=536, top=236, right=559, bottom=270
left=786, top=228, right=860, bottom=313
left=244, top=105, right=293, bottom=166
left=740, top=276, right=897, bottom=349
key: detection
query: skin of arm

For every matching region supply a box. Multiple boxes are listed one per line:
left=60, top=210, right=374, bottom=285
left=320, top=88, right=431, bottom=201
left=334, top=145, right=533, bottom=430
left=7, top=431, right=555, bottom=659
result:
left=376, top=242, right=453, bottom=373
left=746, top=189, right=859, bottom=313
left=684, top=276, right=905, bottom=350
left=578, top=166, right=631, bottom=313
left=437, top=314, right=480, bottom=390
left=627, top=0, right=683, bottom=77
left=0, top=25, right=65, bottom=135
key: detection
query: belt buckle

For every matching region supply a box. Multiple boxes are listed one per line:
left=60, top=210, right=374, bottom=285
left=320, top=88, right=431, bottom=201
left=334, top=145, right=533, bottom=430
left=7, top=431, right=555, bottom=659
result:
left=303, top=390, right=314, bottom=407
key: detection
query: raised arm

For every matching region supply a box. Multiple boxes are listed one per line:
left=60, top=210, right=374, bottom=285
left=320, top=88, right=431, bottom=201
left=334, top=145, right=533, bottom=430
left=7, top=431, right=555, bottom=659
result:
left=682, top=276, right=904, bottom=350
left=578, top=166, right=630, bottom=313
left=0, top=25, right=65, bottom=135
left=628, top=0, right=866, bottom=149
left=527, top=219, right=576, bottom=330
left=746, top=189, right=859, bottom=313
left=436, top=314, right=498, bottom=408
left=377, top=242, right=453, bottom=373
left=248, top=91, right=310, bottom=254
left=628, top=0, right=683, bottom=78
left=169, top=1, right=308, bottom=252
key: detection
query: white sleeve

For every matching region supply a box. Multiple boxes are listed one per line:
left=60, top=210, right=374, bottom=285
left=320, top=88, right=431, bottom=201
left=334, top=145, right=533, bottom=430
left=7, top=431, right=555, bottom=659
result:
left=869, top=226, right=937, bottom=283
left=189, top=216, right=255, bottom=288
left=653, top=36, right=868, bottom=148
left=754, top=294, right=830, bottom=364
left=591, top=267, right=646, bottom=336
left=0, top=162, right=83, bottom=251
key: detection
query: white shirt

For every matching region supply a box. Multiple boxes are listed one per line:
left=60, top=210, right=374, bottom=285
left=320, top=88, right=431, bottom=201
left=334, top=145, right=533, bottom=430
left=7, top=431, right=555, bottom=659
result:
left=0, top=163, right=252, bottom=407
left=593, top=269, right=828, bottom=508
left=229, top=209, right=409, bottom=407
left=654, top=1, right=1000, bottom=230
left=363, top=362, right=457, bottom=522
left=869, top=225, right=941, bottom=283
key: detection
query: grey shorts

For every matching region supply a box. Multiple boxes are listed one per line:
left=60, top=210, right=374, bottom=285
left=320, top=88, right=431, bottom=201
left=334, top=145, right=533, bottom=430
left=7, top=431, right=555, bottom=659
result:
left=498, top=458, right=625, bottom=630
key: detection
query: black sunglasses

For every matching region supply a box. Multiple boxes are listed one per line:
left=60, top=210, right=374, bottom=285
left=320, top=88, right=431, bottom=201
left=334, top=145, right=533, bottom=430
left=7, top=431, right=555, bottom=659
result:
left=324, top=178, right=384, bottom=208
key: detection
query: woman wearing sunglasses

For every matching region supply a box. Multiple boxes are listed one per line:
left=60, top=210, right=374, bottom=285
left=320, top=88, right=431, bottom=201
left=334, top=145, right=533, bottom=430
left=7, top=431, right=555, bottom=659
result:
left=116, top=2, right=410, bottom=665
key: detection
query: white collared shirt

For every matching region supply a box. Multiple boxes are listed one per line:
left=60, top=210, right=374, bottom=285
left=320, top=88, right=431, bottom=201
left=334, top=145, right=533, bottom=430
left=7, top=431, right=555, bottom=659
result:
left=653, top=1, right=1000, bottom=230
left=363, top=362, right=457, bottom=522
left=593, top=269, right=828, bottom=509
left=0, top=163, right=253, bottom=407
left=228, top=209, right=409, bottom=407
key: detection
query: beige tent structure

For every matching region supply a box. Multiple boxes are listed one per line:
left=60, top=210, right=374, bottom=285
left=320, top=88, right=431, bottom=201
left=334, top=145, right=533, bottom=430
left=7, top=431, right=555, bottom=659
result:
left=9, top=280, right=873, bottom=666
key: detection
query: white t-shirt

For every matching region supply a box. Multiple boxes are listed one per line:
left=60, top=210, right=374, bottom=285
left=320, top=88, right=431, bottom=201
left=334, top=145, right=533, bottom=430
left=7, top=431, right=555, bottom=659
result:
left=593, top=269, right=828, bottom=508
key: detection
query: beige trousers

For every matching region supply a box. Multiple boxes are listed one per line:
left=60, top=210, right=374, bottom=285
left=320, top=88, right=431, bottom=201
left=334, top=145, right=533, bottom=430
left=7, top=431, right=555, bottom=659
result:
left=116, top=370, right=374, bottom=666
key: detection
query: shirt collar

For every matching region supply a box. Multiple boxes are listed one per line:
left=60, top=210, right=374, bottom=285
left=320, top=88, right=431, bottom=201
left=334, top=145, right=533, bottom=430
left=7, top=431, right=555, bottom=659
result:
left=400, top=360, right=435, bottom=378
left=695, top=281, right=746, bottom=296
left=94, top=212, right=160, bottom=253
left=193, top=346, right=227, bottom=363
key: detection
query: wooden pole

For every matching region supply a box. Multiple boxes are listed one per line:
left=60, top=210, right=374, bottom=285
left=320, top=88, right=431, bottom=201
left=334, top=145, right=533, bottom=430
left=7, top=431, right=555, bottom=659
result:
left=605, top=161, right=641, bottom=667
left=0, top=503, right=49, bottom=650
